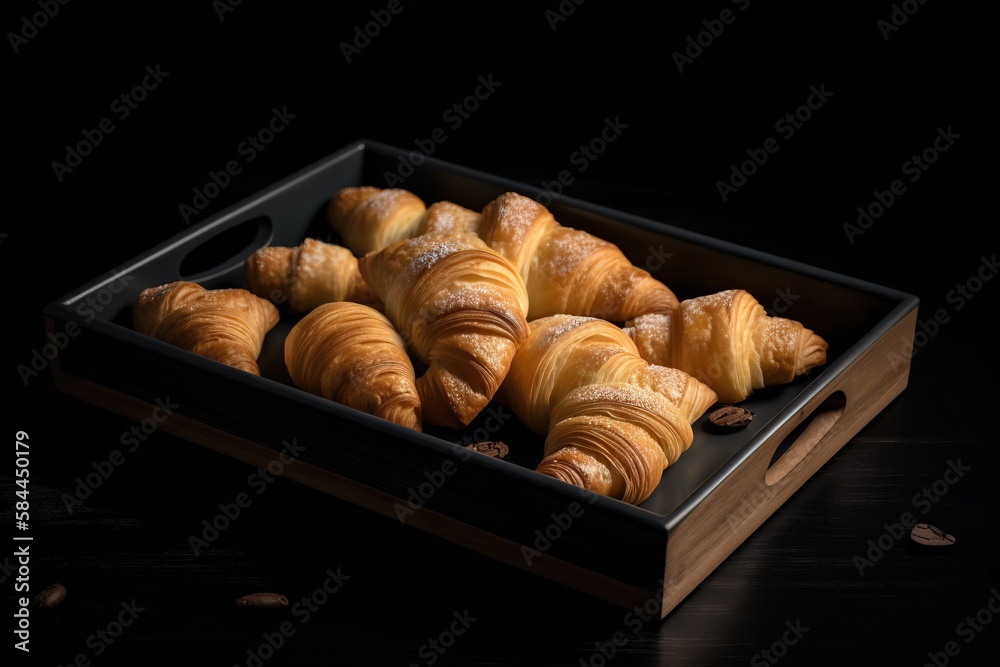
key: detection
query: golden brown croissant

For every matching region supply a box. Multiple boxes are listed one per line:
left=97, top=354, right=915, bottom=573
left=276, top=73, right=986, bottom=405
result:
left=244, top=238, right=380, bottom=313
left=327, top=187, right=482, bottom=256
left=357, top=231, right=530, bottom=429
left=503, top=314, right=718, bottom=505
left=284, top=302, right=421, bottom=431
left=327, top=187, right=419, bottom=256
left=420, top=200, right=484, bottom=236
left=328, top=186, right=678, bottom=321
left=622, top=289, right=829, bottom=404
left=476, top=191, right=678, bottom=321
left=133, top=281, right=279, bottom=375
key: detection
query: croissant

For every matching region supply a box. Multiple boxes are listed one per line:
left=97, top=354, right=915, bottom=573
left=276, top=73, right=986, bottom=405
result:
left=503, top=314, right=718, bottom=505
left=327, top=186, right=416, bottom=255
left=284, top=302, right=421, bottom=431
left=327, top=187, right=478, bottom=256
left=477, top=191, right=678, bottom=320
left=357, top=231, right=530, bottom=429
left=133, top=281, right=279, bottom=375
left=244, top=238, right=380, bottom=313
left=328, top=186, right=678, bottom=320
left=622, top=289, right=829, bottom=404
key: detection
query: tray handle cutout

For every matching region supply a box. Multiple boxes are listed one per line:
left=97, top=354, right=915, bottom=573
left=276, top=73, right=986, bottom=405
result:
left=765, top=391, right=846, bottom=487
left=177, top=216, right=273, bottom=282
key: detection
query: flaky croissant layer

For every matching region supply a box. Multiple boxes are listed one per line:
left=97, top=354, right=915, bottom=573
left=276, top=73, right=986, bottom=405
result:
left=358, top=232, right=530, bottom=429
left=133, top=281, right=279, bottom=375
left=477, top=192, right=678, bottom=321
left=503, top=314, right=718, bottom=505
left=623, top=289, right=829, bottom=403
left=284, top=302, right=421, bottom=431
left=244, top=238, right=380, bottom=314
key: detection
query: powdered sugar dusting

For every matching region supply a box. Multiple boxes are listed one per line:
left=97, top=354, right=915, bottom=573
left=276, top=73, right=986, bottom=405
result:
left=422, top=201, right=482, bottom=236
left=399, top=235, right=473, bottom=286
left=488, top=193, right=547, bottom=251
left=569, top=383, right=666, bottom=414
left=531, top=314, right=590, bottom=347
left=538, top=229, right=608, bottom=280
left=363, top=189, right=422, bottom=221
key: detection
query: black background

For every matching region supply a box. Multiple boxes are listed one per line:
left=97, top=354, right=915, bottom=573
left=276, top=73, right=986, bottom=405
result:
left=5, top=1, right=998, bottom=666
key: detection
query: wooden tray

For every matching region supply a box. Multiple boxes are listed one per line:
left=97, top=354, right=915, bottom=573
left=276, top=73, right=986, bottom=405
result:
left=44, top=139, right=919, bottom=619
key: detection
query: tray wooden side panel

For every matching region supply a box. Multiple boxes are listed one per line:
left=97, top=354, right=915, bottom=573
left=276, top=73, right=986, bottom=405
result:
left=660, top=307, right=917, bottom=619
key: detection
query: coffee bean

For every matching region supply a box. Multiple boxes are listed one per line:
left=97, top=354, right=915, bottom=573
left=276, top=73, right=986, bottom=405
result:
left=709, top=406, right=754, bottom=429
left=910, top=523, right=956, bottom=546
left=36, top=583, right=66, bottom=610
left=235, top=592, right=288, bottom=609
left=465, top=441, right=509, bottom=459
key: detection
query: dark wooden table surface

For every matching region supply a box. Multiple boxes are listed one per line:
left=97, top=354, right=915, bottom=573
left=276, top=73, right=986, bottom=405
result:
left=6, top=3, right=996, bottom=665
